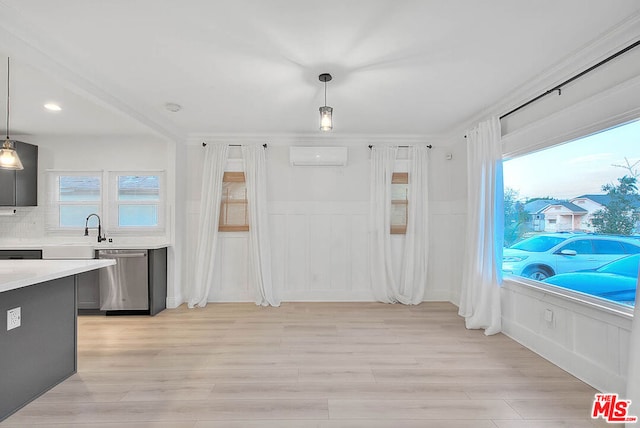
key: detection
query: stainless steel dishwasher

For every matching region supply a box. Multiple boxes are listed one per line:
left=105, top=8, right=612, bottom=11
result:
left=98, top=249, right=149, bottom=311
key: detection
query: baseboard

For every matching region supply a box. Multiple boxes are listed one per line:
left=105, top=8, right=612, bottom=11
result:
left=166, top=296, right=183, bottom=309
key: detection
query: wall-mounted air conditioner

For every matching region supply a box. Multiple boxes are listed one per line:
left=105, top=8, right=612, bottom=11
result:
left=289, top=146, right=348, bottom=166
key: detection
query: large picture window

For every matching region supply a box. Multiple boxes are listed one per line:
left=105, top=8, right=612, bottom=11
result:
left=503, top=120, right=640, bottom=308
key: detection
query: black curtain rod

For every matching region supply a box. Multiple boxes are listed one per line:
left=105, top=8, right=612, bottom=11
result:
left=499, top=39, right=640, bottom=120
left=368, top=144, right=432, bottom=149
left=202, top=142, right=267, bottom=148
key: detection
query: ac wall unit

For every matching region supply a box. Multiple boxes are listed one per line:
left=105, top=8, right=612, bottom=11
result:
left=289, top=146, right=348, bottom=166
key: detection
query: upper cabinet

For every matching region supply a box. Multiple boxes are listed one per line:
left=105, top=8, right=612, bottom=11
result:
left=0, top=141, right=38, bottom=206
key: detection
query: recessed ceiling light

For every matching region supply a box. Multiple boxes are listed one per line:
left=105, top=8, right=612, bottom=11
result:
left=165, top=102, right=182, bottom=112
left=44, top=103, right=62, bottom=111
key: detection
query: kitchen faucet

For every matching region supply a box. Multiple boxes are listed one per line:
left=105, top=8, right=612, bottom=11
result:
left=84, top=213, right=106, bottom=242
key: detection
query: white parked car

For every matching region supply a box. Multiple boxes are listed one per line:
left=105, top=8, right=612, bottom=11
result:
left=502, top=233, right=640, bottom=280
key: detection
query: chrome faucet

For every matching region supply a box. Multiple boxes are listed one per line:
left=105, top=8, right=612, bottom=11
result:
left=84, top=213, right=106, bottom=243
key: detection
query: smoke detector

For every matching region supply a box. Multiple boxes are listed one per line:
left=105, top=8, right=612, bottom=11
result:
left=165, top=102, right=182, bottom=112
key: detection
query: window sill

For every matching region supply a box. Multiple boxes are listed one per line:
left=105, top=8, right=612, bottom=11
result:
left=502, top=273, right=634, bottom=319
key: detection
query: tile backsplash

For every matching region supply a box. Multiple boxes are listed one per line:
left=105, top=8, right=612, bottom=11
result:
left=0, top=207, right=44, bottom=239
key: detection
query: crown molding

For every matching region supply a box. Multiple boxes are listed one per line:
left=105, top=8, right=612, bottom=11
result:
left=187, top=131, right=449, bottom=147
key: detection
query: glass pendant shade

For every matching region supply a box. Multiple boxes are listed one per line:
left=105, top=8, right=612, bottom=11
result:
left=0, top=139, right=23, bottom=170
left=319, top=105, right=333, bottom=131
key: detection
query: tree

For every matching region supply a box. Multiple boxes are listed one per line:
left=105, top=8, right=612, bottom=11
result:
left=591, top=175, right=639, bottom=235
left=504, top=188, right=528, bottom=246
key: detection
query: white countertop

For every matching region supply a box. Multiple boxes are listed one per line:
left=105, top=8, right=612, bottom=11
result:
left=0, top=259, right=116, bottom=293
left=0, top=242, right=170, bottom=250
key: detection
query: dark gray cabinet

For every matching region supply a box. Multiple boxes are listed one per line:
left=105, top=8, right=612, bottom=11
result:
left=0, top=250, right=42, bottom=259
left=77, top=270, right=100, bottom=310
left=0, top=275, right=77, bottom=421
left=149, top=247, right=167, bottom=315
left=0, top=141, right=38, bottom=207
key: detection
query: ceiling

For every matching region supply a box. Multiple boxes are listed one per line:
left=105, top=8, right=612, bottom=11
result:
left=0, top=0, right=639, bottom=141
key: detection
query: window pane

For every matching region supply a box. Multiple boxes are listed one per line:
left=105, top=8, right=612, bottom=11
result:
left=59, top=176, right=100, bottom=201
left=503, top=119, right=640, bottom=308
left=118, top=176, right=160, bottom=201
left=60, top=205, right=100, bottom=227
left=559, top=240, right=593, bottom=254
left=391, top=180, right=408, bottom=233
left=592, top=240, right=626, bottom=254
left=391, top=202, right=408, bottom=229
left=119, top=205, right=158, bottom=227
left=220, top=181, right=248, bottom=230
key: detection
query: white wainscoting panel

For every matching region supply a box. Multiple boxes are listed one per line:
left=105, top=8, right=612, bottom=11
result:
left=269, top=201, right=372, bottom=301
left=502, top=280, right=633, bottom=394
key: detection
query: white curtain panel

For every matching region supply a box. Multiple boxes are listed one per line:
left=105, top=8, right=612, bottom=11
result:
left=369, top=145, right=430, bottom=304
left=458, top=117, right=504, bottom=335
left=242, top=145, right=280, bottom=307
left=187, top=143, right=229, bottom=308
left=400, top=145, right=430, bottom=304
left=370, top=145, right=399, bottom=303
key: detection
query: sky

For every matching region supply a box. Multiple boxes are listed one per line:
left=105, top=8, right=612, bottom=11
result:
left=503, top=120, right=640, bottom=200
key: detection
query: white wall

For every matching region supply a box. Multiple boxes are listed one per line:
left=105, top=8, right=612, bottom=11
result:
left=182, top=137, right=466, bottom=303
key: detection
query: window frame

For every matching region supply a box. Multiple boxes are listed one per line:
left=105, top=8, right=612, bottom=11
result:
left=107, top=171, right=166, bottom=235
left=46, top=169, right=166, bottom=236
left=501, top=119, right=639, bottom=314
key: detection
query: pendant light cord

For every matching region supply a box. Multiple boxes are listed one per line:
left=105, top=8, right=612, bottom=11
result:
left=324, top=80, right=327, bottom=107
left=5, top=57, right=9, bottom=140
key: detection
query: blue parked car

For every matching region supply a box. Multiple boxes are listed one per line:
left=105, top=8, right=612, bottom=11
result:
left=502, top=233, right=640, bottom=280
left=542, top=253, right=640, bottom=306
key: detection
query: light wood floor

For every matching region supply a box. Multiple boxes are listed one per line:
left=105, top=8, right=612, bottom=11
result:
left=1, top=302, right=608, bottom=427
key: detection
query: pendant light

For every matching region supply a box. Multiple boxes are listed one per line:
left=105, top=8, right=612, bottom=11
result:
left=318, top=73, right=333, bottom=131
left=1, top=57, right=23, bottom=170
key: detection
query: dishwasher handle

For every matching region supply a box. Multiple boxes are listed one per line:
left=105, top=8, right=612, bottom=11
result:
left=100, top=252, right=147, bottom=258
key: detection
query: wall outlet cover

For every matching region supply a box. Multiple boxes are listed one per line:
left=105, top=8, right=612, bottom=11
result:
left=7, top=307, right=21, bottom=330
left=544, top=308, right=554, bottom=323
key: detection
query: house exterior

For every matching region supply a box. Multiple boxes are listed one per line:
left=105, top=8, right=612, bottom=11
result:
left=570, top=194, right=611, bottom=232
left=540, top=201, right=588, bottom=232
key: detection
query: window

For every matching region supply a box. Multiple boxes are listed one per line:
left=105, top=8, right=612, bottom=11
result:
left=391, top=172, right=408, bottom=234
left=219, top=172, right=248, bottom=232
left=503, top=120, right=640, bottom=308
left=558, top=239, right=593, bottom=254
left=47, top=170, right=165, bottom=234
left=111, top=174, right=163, bottom=229
left=48, top=172, right=102, bottom=230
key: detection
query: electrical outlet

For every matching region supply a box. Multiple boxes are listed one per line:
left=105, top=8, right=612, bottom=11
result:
left=544, top=308, right=554, bottom=323
left=7, top=307, right=21, bottom=331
